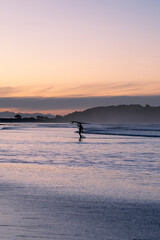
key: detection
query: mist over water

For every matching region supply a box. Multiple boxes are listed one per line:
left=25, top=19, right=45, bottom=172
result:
left=0, top=123, right=160, bottom=239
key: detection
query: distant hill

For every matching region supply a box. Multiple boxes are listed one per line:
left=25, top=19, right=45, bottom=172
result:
left=0, top=111, right=55, bottom=119
left=56, top=104, right=160, bottom=123
left=1, top=105, right=160, bottom=123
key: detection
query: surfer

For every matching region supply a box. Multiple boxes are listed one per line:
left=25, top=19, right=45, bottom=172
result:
left=71, top=121, right=85, bottom=141
left=77, top=122, right=83, bottom=139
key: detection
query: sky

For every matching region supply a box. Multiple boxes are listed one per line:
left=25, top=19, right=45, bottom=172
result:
left=0, top=0, right=160, bottom=114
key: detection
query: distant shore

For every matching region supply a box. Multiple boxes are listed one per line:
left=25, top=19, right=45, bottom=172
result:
left=0, top=118, right=57, bottom=123
left=1, top=104, right=160, bottom=123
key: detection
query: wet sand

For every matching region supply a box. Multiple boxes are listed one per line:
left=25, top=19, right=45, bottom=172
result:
left=0, top=165, right=160, bottom=240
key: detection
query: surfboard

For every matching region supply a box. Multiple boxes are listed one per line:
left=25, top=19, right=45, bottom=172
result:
left=71, top=121, right=89, bottom=124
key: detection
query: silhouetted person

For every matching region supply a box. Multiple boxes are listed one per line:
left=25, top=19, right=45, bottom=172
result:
left=77, top=123, right=83, bottom=139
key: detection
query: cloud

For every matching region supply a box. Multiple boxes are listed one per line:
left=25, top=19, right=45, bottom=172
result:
left=0, top=96, right=160, bottom=113
left=54, top=81, right=150, bottom=97
left=0, top=87, right=21, bottom=96
left=1, top=81, right=160, bottom=99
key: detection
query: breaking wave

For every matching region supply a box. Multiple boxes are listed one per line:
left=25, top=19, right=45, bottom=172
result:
left=83, top=124, right=160, bottom=138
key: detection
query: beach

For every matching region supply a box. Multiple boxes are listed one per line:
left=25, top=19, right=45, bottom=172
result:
left=0, top=123, right=160, bottom=239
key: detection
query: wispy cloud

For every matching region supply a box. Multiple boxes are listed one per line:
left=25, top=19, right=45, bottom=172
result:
left=53, top=81, right=155, bottom=97
left=0, top=87, right=22, bottom=96
left=1, top=80, right=160, bottom=98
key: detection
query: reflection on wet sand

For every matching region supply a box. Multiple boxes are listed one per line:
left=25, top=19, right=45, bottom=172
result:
left=0, top=180, right=160, bottom=240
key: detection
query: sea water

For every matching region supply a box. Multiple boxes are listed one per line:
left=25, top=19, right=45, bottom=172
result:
left=0, top=123, right=160, bottom=240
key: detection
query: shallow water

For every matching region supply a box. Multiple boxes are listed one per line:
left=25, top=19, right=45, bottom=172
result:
left=0, top=123, right=160, bottom=239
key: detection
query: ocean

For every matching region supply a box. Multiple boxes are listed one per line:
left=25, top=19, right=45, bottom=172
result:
left=0, top=122, right=160, bottom=240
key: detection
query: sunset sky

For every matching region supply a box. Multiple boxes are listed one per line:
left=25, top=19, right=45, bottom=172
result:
left=0, top=0, right=160, bottom=114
